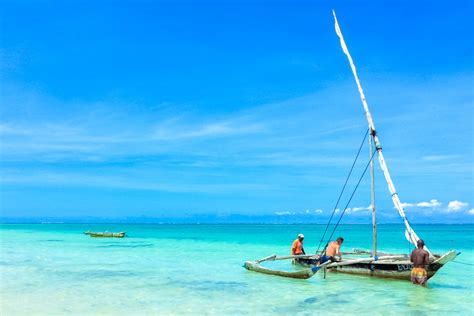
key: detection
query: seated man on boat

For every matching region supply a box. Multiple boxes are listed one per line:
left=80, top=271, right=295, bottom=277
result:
left=291, top=233, right=306, bottom=256
left=410, top=239, right=429, bottom=286
left=320, top=237, right=344, bottom=264
left=291, top=233, right=318, bottom=265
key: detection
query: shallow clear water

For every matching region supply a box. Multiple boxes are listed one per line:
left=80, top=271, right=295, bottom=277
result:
left=0, top=224, right=473, bottom=315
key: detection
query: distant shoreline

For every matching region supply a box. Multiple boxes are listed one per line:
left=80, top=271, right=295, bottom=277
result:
left=1, top=221, right=472, bottom=225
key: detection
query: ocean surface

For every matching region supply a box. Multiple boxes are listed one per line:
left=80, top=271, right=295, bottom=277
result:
left=0, top=224, right=473, bottom=315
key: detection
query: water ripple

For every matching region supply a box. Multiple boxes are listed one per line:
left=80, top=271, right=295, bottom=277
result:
left=95, top=243, right=155, bottom=248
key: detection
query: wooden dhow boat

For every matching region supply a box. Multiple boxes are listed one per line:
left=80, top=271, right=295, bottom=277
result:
left=244, top=252, right=458, bottom=281
left=243, top=10, right=458, bottom=282
left=84, top=231, right=126, bottom=238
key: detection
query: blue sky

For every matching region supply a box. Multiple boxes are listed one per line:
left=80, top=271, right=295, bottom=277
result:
left=0, top=0, right=473, bottom=223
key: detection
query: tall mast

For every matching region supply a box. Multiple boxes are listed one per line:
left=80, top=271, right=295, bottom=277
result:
left=370, top=134, right=377, bottom=256
left=332, top=10, right=431, bottom=255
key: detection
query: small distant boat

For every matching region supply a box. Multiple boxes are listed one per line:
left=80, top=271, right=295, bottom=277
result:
left=84, top=231, right=126, bottom=238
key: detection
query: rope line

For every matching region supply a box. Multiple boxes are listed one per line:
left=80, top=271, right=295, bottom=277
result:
left=315, top=129, right=369, bottom=253
left=452, top=260, right=474, bottom=266
left=321, top=147, right=377, bottom=255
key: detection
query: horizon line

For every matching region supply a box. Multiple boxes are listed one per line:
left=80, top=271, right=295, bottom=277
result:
left=1, top=221, right=472, bottom=225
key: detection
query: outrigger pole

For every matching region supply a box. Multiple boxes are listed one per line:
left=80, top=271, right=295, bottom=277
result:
left=332, top=10, right=431, bottom=255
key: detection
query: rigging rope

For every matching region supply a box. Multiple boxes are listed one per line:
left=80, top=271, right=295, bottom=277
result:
left=316, top=129, right=369, bottom=253
left=452, top=260, right=474, bottom=266
left=320, top=147, right=377, bottom=255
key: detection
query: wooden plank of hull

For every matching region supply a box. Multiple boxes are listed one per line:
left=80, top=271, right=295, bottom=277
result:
left=243, top=261, right=318, bottom=279
left=330, top=263, right=427, bottom=280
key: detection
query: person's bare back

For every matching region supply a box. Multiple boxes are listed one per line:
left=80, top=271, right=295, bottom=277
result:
left=410, top=240, right=430, bottom=285
left=411, top=247, right=429, bottom=267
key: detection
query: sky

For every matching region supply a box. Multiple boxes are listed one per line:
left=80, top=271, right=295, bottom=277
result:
left=0, top=0, right=473, bottom=223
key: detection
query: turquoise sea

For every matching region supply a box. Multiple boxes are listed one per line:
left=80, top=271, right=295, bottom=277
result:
left=0, top=224, right=473, bottom=315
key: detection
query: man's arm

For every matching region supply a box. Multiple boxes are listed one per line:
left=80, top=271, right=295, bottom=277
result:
left=424, top=251, right=430, bottom=265
left=335, top=245, right=342, bottom=259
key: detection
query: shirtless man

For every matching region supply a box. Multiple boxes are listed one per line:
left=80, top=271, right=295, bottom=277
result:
left=410, top=239, right=430, bottom=285
left=320, top=237, right=343, bottom=264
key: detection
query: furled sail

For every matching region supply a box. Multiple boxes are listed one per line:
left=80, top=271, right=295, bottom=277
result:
left=332, top=10, right=431, bottom=255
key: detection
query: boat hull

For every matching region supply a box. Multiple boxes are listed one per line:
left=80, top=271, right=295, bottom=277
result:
left=330, top=261, right=435, bottom=280
left=309, top=250, right=456, bottom=281
left=84, top=232, right=126, bottom=238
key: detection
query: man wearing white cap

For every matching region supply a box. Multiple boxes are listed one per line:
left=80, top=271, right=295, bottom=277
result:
left=291, top=233, right=306, bottom=256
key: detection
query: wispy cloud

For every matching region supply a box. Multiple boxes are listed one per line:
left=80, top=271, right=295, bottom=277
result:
left=152, top=120, right=264, bottom=141
left=347, top=205, right=372, bottom=213
left=274, top=209, right=324, bottom=216
left=0, top=84, right=377, bottom=180
left=0, top=169, right=272, bottom=194
left=421, top=155, right=459, bottom=162
left=1, top=75, right=472, bottom=219
left=276, top=205, right=373, bottom=217
left=275, top=211, right=292, bottom=216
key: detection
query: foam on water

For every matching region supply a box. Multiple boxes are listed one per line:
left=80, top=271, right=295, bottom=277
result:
left=0, top=224, right=473, bottom=315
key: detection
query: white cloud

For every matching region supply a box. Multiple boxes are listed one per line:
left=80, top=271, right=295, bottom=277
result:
left=350, top=205, right=372, bottom=212
left=400, top=199, right=441, bottom=209
left=275, top=211, right=292, bottom=216
left=416, top=199, right=441, bottom=208
left=305, top=209, right=324, bottom=214
left=421, top=155, right=458, bottom=162
left=152, top=121, right=264, bottom=141
left=399, top=199, right=472, bottom=214
left=447, top=200, right=469, bottom=213
left=274, top=209, right=324, bottom=216
left=344, top=205, right=372, bottom=216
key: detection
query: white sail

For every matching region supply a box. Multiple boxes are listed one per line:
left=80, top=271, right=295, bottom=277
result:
left=332, top=10, right=431, bottom=255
